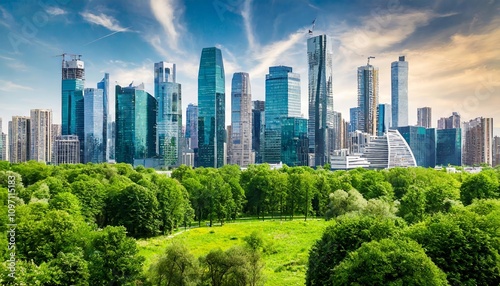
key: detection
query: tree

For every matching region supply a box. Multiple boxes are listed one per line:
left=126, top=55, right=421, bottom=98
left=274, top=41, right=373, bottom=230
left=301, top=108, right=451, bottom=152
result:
left=385, top=167, right=416, bottom=199
left=331, top=238, right=448, bottom=286
left=155, top=176, right=193, bottom=234
left=397, top=185, right=427, bottom=224
left=306, top=215, right=406, bottom=286
left=199, top=169, right=233, bottom=226
left=48, top=251, right=90, bottom=286
left=147, top=242, right=198, bottom=286
left=324, top=189, right=367, bottom=220
left=71, top=178, right=107, bottom=225
left=49, top=192, right=82, bottom=216
left=200, top=246, right=253, bottom=286
left=460, top=172, right=499, bottom=205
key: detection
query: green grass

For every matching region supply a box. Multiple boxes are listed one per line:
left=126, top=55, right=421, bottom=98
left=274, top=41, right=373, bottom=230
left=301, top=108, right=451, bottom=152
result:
left=137, top=219, right=330, bottom=285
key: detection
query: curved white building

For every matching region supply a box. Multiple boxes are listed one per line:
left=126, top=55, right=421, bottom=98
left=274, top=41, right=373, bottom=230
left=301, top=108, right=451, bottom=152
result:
left=363, top=129, right=416, bottom=169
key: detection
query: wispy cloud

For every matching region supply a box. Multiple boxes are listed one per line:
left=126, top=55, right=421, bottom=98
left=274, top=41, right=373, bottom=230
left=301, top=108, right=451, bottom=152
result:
left=0, top=6, right=14, bottom=28
left=241, top=0, right=256, bottom=50
left=0, top=80, right=34, bottom=92
left=80, top=11, right=129, bottom=32
left=149, top=0, right=184, bottom=53
left=46, top=7, right=67, bottom=16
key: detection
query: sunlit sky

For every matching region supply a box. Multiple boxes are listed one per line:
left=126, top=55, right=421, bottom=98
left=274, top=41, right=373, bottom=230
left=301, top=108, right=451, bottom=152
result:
left=0, top=0, right=499, bottom=134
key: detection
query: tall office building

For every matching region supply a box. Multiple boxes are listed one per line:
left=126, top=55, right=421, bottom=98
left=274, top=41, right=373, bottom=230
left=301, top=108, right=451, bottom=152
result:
left=333, top=111, right=345, bottom=151
left=186, top=104, right=198, bottom=150
left=108, top=121, right=115, bottom=160
left=493, top=136, right=500, bottom=167
left=30, top=109, right=52, bottom=163
left=84, top=88, right=106, bottom=163
left=391, top=56, right=408, bottom=128
left=349, top=107, right=359, bottom=132
left=264, top=66, right=301, bottom=163
left=51, top=124, right=61, bottom=163
left=97, top=73, right=110, bottom=161
left=463, top=117, right=493, bottom=166
left=115, top=83, right=157, bottom=165
left=357, top=61, right=379, bottom=136
left=53, top=135, right=80, bottom=165
left=377, top=103, right=392, bottom=136
left=229, top=72, right=253, bottom=167
left=198, top=47, right=226, bottom=168
left=436, top=128, right=461, bottom=166
left=61, top=54, right=85, bottom=162
left=252, top=100, right=265, bottom=164
left=8, top=116, right=30, bottom=163
left=397, top=126, right=436, bottom=167
left=307, top=34, right=334, bottom=166
left=155, top=61, right=182, bottom=168
left=417, top=107, right=432, bottom=128
left=281, top=117, right=308, bottom=166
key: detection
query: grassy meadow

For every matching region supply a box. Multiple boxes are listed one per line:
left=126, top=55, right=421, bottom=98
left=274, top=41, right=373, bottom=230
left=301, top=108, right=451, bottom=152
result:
left=138, top=219, right=330, bottom=285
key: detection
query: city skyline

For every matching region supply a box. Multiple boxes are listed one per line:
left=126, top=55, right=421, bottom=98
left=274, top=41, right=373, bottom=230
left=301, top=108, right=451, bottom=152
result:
left=1, top=0, right=499, bottom=134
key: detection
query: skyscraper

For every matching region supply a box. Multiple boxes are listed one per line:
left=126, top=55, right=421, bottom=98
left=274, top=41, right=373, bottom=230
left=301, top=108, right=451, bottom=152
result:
left=252, top=100, right=265, bottom=164
left=30, top=109, right=52, bottom=163
left=115, top=83, right=157, bottom=165
left=9, top=116, right=30, bottom=163
left=436, top=128, right=461, bottom=166
left=307, top=34, right=334, bottom=166
left=264, top=66, right=301, bottom=163
left=0, top=118, right=4, bottom=161
left=333, top=111, right=345, bottom=151
left=493, top=136, right=500, bottom=167
left=61, top=54, right=85, bottom=162
left=377, top=103, right=392, bottom=136
left=463, top=117, right=493, bottom=166
left=397, top=126, right=436, bottom=167
left=391, top=56, right=408, bottom=128
left=281, top=117, right=308, bottom=166
left=155, top=61, right=182, bottom=168
left=230, top=72, right=253, bottom=167
left=417, top=107, right=432, bottom=128
left=197, top=47, right=225, bottom=168
left=53, top=135, right=80, bottom=165
left=84, top=88, right=106, bottom=163
left=1, top=133, right=6, bottom=161
left=97, top=73, right=110, bottom=161
left=349, top=107, right=359, bottom=132
left=51, top=124, right=61, bottom=163
left=186, top=104, right=198, bottom=150
left=358, top=61, right=379, bottom=135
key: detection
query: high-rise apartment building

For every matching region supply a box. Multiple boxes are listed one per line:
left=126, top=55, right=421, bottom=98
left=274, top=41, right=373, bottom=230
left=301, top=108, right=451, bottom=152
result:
left=463, top=117, right=493, bottom=166
left=437, top=112, right=461, bottom=130
left=115, top=83, right=157, bottom=165
left=97, top=73, right=110, bottom=161
left=307, top=34, right=334, bottom=166
left=198, top=47, right=225, bottom=168
left=9, top=116, right=30, bottom=163
left=1, top=133, right=6, bottom=161
left=30, top=109, right=52, bottom=163
left=397, top=126, right=436, bottom=167
left=377, top=103, right=392, bottom=136
left=252, top=100, right=265, bottom=164
left=53, top=135, right=80, bottom=165
left=391, top=56, right=408, bottom=128
left=51, top=124, right=61, bottom=163
left=155, top=61, right=182, bottom=168
left=0, top=118, right=4, bottom=161
left=84, top=88, right=106, bottom=163
left=417, top=107, right=432, bottom=128
left=358, top=61, right=379, bottom=136
left=493, top=136, right=500, bottom=167
left=263, top=66, right=301, bottom=163
left=230, top=72, right=253, bottom=167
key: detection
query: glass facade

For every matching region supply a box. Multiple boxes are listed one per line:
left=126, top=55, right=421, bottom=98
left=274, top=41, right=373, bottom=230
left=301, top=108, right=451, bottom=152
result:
left=84, top=88, right=106, bottom=163
left=97, top=73, right=109, bottom=161
left=436, top=128, right=461, bottom=166
left=397, top=126, right=436, bottom=167
left=264, top=66, right=301, bottom=163
left=186, top=103, right=198, bottom=150
left=230, top=72, right=253, bottom=167
left=349, top=107, right=359, bottom=132
left=252, top=100, right=265, bottom=163
left=281, top=117, right=309, bottom=166
left=358, top=64, right=379, bottom=136
left=391, top=56, right=408, bottom=127
left=155, top=62, right=182, bottom=168
left=377, top=103, right=391, bottom=136
left=197, top=47, right=225, bottom=168
left=307, top=34, right=334, bottom=166
left=115, top=84, right=157, bottom=165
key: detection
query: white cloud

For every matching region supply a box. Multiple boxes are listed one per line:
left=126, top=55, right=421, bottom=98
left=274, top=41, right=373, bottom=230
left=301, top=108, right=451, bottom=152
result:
left=80, top=11, right=128, bottom=32
left=0, top=80, right=34, bottom=92
left=46, top=7, right=66, bottom=16
left=149, top=0, right=184, bottom=53
left=241, top=0, right=256, bottom=50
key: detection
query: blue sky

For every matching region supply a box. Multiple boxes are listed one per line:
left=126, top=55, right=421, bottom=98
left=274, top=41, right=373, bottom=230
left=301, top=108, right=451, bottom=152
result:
left=0, top=0, right=499, bottom=134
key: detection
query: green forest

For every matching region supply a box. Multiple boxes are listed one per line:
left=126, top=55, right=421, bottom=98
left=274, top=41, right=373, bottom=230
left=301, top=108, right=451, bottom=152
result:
left=1, top=161, right=500, bottom=285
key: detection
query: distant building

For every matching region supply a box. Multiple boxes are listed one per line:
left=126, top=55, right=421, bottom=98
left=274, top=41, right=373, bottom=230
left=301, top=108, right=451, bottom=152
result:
left=377, top=103, right=391, bottom=136
left=437, top=112, right=461, bottom=130
left=9, top=116, right=30, bottom=163
left=333, top=111, right=345, bottom=151
left=84, top=88, right=106, bottom=163
left=30, top=109, right=52, bottom=163
left=185, top=103, right=198, bottom=150
left=391, top=56, right=408, bottom=128
left=348, top=130, right=371, bottom=154
left=115, top=83, right=157, bottom=165
left=230, top=72, right=253, bottom=167
left=493, top=136, right=500, bottom=167
left=362, top=129, right=417, bottom=169
left=417, top=107, right=432, bottom=128
left=436, top=128, right=461, bottom=166
left=463, top=117, right=493, bottom=166
left=331, top=149, right=370, bottom=170
left=53, top=135, right=80, bottom=165
left=51, top=124, right=61, bottom=163
left=252, top=100, right=265, bottom=163
left=397, top=126, right=436, bottom=167
left=0, top=117, right=6, bottom=161
left=97, top=73, right=110, bottom=161
left=358, top=61, right=379, bottom=135
left=349, top=107, right=359, bottom=132
left=281, top=117, right=308, bottom=166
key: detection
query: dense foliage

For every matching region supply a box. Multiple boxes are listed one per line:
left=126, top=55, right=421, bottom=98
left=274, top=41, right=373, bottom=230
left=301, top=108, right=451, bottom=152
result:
left=1, top=161, right=500, bottom=285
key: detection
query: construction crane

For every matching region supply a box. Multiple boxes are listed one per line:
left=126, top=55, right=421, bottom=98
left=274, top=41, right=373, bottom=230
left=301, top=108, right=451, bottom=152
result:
left=367, top=56, right=375, bottom=65
left=54, top=53, right=82, bottom=61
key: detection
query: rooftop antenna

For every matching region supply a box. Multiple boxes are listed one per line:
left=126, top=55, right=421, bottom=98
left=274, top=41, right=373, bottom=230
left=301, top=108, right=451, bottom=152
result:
left=367, top=56, right=375, bottom=65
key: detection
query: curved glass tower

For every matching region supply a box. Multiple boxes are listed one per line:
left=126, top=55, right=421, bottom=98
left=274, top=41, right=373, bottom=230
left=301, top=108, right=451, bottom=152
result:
left=363, top=129, right=416, bottom=169
left=197, top=47, right=225, bottom=168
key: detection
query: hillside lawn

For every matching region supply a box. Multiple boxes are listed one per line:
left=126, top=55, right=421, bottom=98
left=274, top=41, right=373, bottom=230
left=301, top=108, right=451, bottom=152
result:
left=137, top=219, right=330, bottom=285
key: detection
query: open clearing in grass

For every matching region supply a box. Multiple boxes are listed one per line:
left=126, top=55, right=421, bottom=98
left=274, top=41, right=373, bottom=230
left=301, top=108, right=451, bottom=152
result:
left=138, top=219, right=330, bottom=285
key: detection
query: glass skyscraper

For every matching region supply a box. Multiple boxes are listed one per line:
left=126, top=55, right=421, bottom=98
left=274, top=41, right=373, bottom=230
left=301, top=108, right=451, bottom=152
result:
left=97, top=73, right=109, bottom=161
left=391, top=56, right=408, bottom=128
left=252, top=100, right=265, bottom=164
left=377, top=103, right=391, bottom=136
left=61, top=55, right=85, bottom=162
left=358, top=63, right=379, bottom=136
left=281, top=117, right=308, bottom=166
left=307, top=34, right=334, bottom=167
left=84, top=88, right=106, bottom=163
left=436, top=128, right=461, bottom=166
left=197, top=47, right=225, bottom=168
left=397, top=126, right=436, bottom=167
left=155, top=61, right=182, bottom=168
left=264, top=66, right=301, bottom=163
left=186, top=103, right=198, bottom=150
left=230, top=72, right=253, bottom=167
left=349, top=107, right=359, bottom=132
left=115, top=83, right=157, bottom=165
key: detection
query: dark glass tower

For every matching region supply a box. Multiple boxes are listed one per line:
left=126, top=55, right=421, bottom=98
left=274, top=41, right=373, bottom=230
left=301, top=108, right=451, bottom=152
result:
left=197, top=47, right=225, bottom=168
left=97, top=73, right=109, bottom=161
left=115, top=83, right=157, bottom=165
left=397, top=126, right=436, bottom=167
left=436, top=128, right=461, bottom=166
